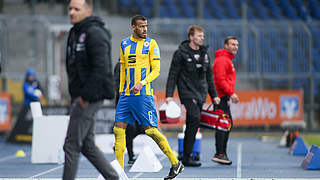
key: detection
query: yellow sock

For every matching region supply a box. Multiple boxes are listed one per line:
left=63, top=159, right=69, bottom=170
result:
left=145, top=128, right=178, bottom=166
left=113, top=126, right=126, bottom=169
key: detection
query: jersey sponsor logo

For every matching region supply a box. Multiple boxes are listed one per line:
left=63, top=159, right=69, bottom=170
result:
left=128, top=55, right=136, bottom=64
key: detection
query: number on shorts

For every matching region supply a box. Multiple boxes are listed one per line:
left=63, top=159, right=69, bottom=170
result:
left=148, top=111, right=153, bottom=121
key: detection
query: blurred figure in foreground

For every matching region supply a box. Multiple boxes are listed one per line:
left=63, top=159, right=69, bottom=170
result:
left=63, top=0, right=118, bottom=179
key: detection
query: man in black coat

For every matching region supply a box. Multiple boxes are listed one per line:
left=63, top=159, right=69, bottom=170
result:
left=166, top=25, right=220, bottom=167
left=63, top=0, right=118, bottom=179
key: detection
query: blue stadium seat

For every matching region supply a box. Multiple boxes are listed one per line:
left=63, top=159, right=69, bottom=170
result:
left=223, top=0, right=240, bottom=19
left=162, top=0, right=180, bottom=18
left=309, top=0, right=320, bottom=20
left=279, top=0, right=299, bottom=20
left=233, top=0, right=255, bottom=19
left=250, top=0, right=270, bottom=19
left=264, top=0, right=284, bottom=19
left=145, top=0, right=155, bottom=7
left=119, top=0, right=131, bottom=7
left=134, top=0, right=153, bottom=17
left=207, top=0, right=226, bottom=19
left=159, top=5, right=170, bottom=18
left=292, top=0, right=310, bottom=20
left=312, top=48, right=320, bottom=72
left=203, top=6, right=213, bottom=19
left=178, top=0, right=196, bottom=18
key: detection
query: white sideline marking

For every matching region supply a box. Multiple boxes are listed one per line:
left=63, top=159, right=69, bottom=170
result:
left=28, top=155, right=89, bottom=178
left=237, top=143, right=242, bottom=178
left=29, top=165, right=64, bottom=178
left=0, top=155, right=18, bottom=162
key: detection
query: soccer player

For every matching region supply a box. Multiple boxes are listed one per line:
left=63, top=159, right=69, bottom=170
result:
left=114, top=61, right=144, bottom=166
left=113, top=15, right=184, bottom=180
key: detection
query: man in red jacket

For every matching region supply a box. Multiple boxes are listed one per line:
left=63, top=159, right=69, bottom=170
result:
left=212, top=36, right=239, bottom=165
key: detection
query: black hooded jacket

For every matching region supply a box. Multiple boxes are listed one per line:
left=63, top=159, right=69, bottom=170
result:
left=66, top=16, right=114, bottom=102
left=166, top=40, right=217, bottom=104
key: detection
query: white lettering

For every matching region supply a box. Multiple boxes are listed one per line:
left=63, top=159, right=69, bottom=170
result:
left=231, top=97, right=277, bottom=120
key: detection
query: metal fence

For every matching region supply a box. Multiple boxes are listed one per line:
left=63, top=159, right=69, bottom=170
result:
left=0, top=15, right=319, bottom=129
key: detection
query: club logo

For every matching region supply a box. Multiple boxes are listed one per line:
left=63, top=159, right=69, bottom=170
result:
left=280, top=95, right=300, bottom=119
left=79, top=33, right=86, bottom=43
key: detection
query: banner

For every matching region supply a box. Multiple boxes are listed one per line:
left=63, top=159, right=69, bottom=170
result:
left=231, top=90, right=303, bottom=127
left=0, top=93, right=11, bottom=131
left=155, top=90, right=303, bottom=128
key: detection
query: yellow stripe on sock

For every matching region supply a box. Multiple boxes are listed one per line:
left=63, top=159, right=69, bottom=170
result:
left=145, top=128, right=178, bottom=166
left=113, top=126, right=126, bottom=169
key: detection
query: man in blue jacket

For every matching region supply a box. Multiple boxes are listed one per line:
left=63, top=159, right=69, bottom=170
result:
left=23, top=69, right=43, bottom=106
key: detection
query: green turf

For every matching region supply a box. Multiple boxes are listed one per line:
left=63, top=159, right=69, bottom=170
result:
left=302, top=134, right=320, bottom=146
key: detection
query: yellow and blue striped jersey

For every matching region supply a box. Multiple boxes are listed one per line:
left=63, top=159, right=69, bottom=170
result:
left=119, top=35, right=160, bottom=96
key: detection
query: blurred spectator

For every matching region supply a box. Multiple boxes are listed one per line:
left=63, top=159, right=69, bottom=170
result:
left=6, top=68, right=43, bottom=143
left=62, top=0, right=118, bottom=180
left=23, top=68, right=43, bottom=106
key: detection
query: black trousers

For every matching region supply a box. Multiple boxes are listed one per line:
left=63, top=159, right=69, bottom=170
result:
left=125, top=121, right=144, bottom=160
left=63, top=98, right=118, bottom=180
left=182, top=99, right=203, bottom=157
left=214, top=96, right=233, bottom=155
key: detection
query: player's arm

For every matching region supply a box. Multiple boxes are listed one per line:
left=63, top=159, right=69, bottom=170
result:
left=144, top=40, right=160, bottom=84
left=119, top=46, right=126, bottom=94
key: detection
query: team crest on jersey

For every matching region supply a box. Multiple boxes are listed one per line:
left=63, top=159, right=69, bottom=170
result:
left=79, top=33, right=86, bottom=43
left=144, top=41, right=150, bottom=47
left=123, top=41, right=127, bottom=45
